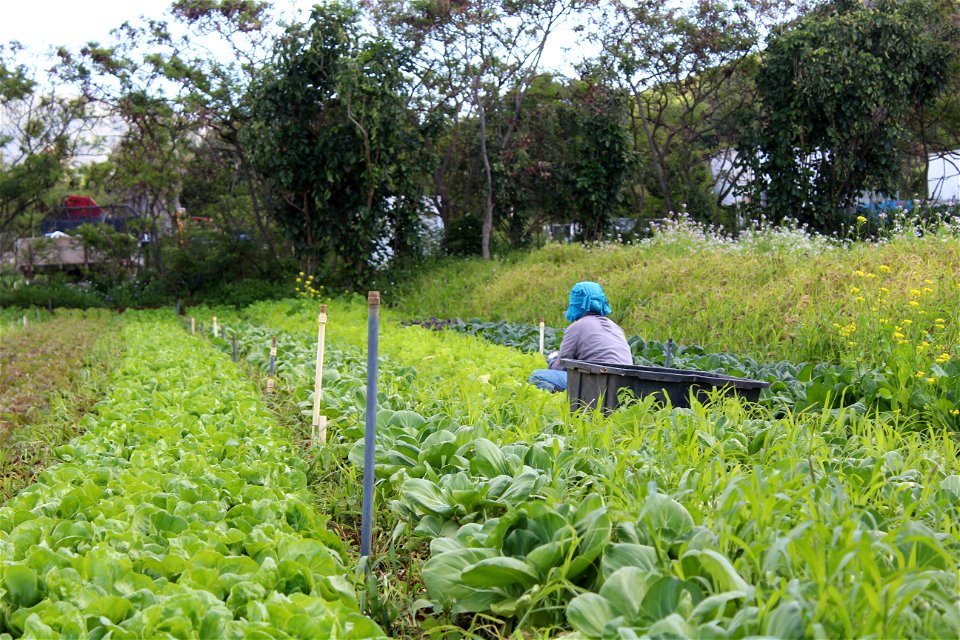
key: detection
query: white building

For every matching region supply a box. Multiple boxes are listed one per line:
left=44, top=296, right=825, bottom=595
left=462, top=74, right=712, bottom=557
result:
left=927, top=150, right=960, bottom=203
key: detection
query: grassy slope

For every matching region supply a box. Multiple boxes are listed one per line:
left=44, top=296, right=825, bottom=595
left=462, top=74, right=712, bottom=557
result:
left=393, top=221, right=960, bottom=364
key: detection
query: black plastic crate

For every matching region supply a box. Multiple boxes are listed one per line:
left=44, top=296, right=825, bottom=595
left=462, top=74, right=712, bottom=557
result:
left=561, top=359, right=770, bottom=413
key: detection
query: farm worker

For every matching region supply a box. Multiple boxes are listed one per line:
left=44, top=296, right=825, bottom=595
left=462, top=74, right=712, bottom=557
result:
left=528, top=281, right=633, bottom=392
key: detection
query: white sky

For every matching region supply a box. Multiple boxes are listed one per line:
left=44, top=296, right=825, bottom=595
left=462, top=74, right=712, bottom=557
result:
left=1, top=0, right=584, bottom=72
left=0, top=0, right=317, bottom=57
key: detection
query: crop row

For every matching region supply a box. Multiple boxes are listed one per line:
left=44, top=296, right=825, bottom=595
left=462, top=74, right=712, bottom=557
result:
left=412, top=316, right=960, bottom=428
left=0, top=316, right=383, bottom=638
left=211, top=299, right=960, bottom=638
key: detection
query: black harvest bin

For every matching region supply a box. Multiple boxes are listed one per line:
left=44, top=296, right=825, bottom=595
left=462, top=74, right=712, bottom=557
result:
left=561, top=359, right=770, bottom=413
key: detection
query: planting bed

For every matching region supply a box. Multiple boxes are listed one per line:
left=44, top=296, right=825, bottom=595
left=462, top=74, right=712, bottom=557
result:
left=220, top=298, right=960, bottom=638
left=1, top=296, right=957, bottom=639
left=0, top=312, right=118, bottom=500
left=0, top=316, right=383, bottom=638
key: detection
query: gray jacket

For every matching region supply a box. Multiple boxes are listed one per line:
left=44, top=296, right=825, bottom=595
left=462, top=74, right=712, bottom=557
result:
left=550, top=314, right=633, bottom=370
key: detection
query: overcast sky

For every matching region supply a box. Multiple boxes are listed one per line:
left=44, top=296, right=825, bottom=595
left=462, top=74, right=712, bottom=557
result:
left=1, top=0, right=584, bottom=73
left=1, top=0, right=318, bottom=58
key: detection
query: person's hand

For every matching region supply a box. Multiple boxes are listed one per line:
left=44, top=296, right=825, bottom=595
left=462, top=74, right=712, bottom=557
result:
left=546, top=351, right=560, bottom=367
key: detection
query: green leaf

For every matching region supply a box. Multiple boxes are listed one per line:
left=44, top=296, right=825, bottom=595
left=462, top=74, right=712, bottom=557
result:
left=402, top=478, right=454, bottom=516
left=461, top=557, right=540, bottom=589
left=471, top=439, right=510, bottom=477
left=764, top=601, right=805, bottom=639
left=696, top=549, right=750, bottom=593
left=601, top=543, right=659, bottom=579
left=598, top=567, right=660, bottom=619
left=87, top=594, right=134, bottom=624
left=3, top=565, right=41, bottom=608
left=422, top=548, right=498, bottom=607
left=642, top=494, right=694, bottom=540
left=566, top=592, right=620, bottom=637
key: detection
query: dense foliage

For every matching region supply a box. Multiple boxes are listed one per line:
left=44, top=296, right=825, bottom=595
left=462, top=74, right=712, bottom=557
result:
left=243, top=2, right=433, bottom=278
left=0, top=318, right=384, bottom=637
left=3, top=0, right=960, bottom=296
left=193, top=294, right=958, bottom=638
left=743, top=0, right=960, bottom=230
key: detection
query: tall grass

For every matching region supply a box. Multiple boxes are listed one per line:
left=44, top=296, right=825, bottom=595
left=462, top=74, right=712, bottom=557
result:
left=394, top=216, right=960, bottom=364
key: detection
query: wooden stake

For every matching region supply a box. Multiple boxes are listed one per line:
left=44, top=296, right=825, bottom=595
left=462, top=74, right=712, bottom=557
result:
left=311, top=305, right=328, bottom=444
left=539, top=318, right=545, bottom=354
left=22, top=315, right=28, bottom=327
left=190, top=317, right=195, bottom=334
left=266, top=336, right=277, bottom=394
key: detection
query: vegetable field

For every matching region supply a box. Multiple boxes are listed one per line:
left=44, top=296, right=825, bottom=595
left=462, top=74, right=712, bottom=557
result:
left=1, top=229, right=959, bottom=638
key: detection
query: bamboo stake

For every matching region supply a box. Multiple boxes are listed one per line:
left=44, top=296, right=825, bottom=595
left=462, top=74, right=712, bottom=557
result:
left=539, top=318, right=545, bottom=354
left=266, top=336, right=277, bottom=394
left=311, top=304, right=328, bottom=444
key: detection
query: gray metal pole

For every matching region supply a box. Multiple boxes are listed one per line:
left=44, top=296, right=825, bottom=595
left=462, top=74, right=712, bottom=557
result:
left=361, top=291, right=380, bottom=558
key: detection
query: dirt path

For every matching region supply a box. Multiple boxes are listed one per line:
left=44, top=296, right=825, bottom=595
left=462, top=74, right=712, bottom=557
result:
left=0, top=313, right=118, bottom=498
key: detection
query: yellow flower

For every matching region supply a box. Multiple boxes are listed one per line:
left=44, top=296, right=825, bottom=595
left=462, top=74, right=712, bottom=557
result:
left=854, top=270, right=865, bottom=277
left=878, top=265, right=891, bottom=273
left=866, top=273, right=876, bottom=279
left=902, top=319, right=912, bottom=325
left=952, top=409, right=960, bottom=416
left=298, top=271, right=305, bottom=276
left=935, top=318, right=945, bottom=323
left=935, top=324, right=946, bottom=330
left=923, top=279, right=933, bottom=285
left=295, top=277, right=302, bottom=283
left=850, top=286, right=861, bottom=294
left=927, top=377, right=936, bottom=384
left=909, top=300, right=920, bottom=307
left=856, top=296, right=865, bottom=302
left=936, top=353, right=951, bottom=363
left=923, top=287, right=933, bottom=294
left=856, top=216, right=867, bottom=224
left=880, top=287, right=890, bottom=293
left=910, top=289, right=921, bottom=296
left=916, top=371, right=925, bottom=378
left=894, top=332, right=905, bottom=339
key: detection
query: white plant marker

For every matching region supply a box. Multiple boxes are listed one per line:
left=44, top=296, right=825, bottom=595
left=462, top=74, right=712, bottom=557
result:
left=266, top=336, right=277, bottom=394
left=312, top=304, right=328, bottom=444
left=539, top=318, right=545, bottom=354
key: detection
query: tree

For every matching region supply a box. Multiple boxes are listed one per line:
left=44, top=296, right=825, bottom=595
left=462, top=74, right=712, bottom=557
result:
left=243, top=2, right=433, bottom=279
left=595, top=0, right=780, bottom=220
left=165, top=0, right=283, bottom=261
left=370, top=0, right=585, bottom=259
left=490, top=73, right=633, bottom=243
left=1, top=46, right=93, bottom=237
left=743, top=0, right=959, bottom=229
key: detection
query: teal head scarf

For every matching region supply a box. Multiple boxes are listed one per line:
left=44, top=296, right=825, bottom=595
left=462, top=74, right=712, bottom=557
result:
left=565, top=281, right=612, bottom=323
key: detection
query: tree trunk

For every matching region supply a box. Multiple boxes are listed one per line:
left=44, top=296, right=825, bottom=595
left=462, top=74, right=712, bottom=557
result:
left=478, top=96, right=495, bottom=260
left=239, top=154, right=279, bottom=262
left=631, top=84, right=673, bottom=215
